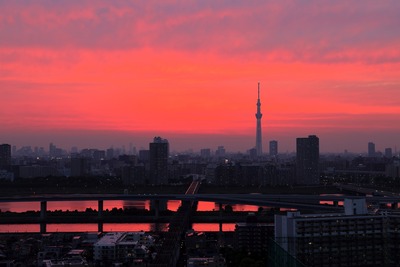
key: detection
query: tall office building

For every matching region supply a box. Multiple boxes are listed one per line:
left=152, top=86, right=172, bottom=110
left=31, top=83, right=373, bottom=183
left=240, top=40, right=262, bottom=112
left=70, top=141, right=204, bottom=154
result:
left=255, top=82, right=263, bottom=156
left=368, top=142, right=376, bottom=157
left=138, top=150, right=150, bottom=162
left=215, top=146, right=226, bottom=157
left=200, top=148, right=211, bottom=158
left=49, top=142, right=56, bottom=157
left=385, top=147, right=393, bottom=158
left=149, top=137, right=169, bottom=185
left=269, top=140, right=278, bottom=157
left=0, top=144, right=11, bottom=169
left=296, top=135, right=319, bottom=185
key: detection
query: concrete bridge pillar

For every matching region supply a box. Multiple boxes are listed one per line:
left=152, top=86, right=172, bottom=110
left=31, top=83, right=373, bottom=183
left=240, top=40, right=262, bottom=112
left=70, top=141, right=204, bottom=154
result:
left=98, top=223, right=103, bottom=232
left=154, top=199, right=160, bottom=220
left=40, top=201, right=47, bottom=220
left=218, top=203, right=223, bottom=232
left=192, top=201, right=198, bottom=212
left=217, top=203, right=224, bottom=246
left=98, top=200, right=104, bottom=232
left=40, top=201, right=47, bottom=234
left=98, top=200, right=103, bottom=218
left=40, top=223, right=46, bottom=234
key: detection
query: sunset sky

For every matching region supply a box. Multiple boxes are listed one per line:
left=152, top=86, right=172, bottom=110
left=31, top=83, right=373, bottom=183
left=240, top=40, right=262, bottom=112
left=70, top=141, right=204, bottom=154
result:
left=1, top=1, right=399, bottom=153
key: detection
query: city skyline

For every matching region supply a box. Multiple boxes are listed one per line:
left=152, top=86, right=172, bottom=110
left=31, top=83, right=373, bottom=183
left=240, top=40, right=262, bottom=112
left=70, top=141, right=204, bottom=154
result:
left=4, top=137, right=398, bottom=157
left=1, top=1, right=399, bottom=153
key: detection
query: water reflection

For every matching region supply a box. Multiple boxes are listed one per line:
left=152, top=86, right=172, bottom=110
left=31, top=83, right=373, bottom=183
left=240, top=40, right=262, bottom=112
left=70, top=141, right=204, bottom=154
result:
left=0, top=200, right=152, bottom=212
left=0, top=200, right=267, bottom=212
left=48, top=201, right=97, bottom=211
left=319, top=194, right=344, bottom=206
left=167, top=200, right=181, bottom=211
left=47, top=223, right=169, bottom=233
left=198, top=201, right=264, bottom=212
left=47, top=224, right=97, bottom=232
left=0, top=199, right=279, bottom=234
left=121, top=200, right=149, bottom=211
left=103, top=223, right=168, bottom=232
left=0, top=202, right=39, bottom=212
left=0, top=223, right=225, bottom=233
left=192, top=223, right=236, bottom=232
left=0, top=224, right=39, bottom=233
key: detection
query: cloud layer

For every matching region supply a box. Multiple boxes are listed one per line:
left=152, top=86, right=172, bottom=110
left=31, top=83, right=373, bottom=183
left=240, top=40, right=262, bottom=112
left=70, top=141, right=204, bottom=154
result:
left=1, top=1, right=399, bottom=61
left=1, top=1, right=399, bottom=152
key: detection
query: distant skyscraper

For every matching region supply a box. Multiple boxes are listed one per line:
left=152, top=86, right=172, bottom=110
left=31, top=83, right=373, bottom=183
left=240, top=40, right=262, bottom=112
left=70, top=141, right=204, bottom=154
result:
left=0, top=144, right=11, bottom=169
left=249, top=147, right=257, bottom=158
left=385, top=148, right=393, bottom=158
left=149, top=137, right=169, bottom=185
left=296, top=135, right=319, bottom=185
left=216, top=146, right=226, bottom=157
left=368, top=142, right=376, bottom=157
left=269, top=140, right=278, bottom=157
left=200, top=148, right=211, bottom=158
left=255, top=82, right=263, bottom=156
left=138, top=150, right=150, bottom=162
left=49, top=142, right=56, bottom=157
left=106, top=148, right=114, bottom=159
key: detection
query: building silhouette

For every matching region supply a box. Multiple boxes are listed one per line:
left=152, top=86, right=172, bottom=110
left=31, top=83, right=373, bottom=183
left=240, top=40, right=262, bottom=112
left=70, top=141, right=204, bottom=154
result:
left=275, top=199, right=398, bottom=266
left=368, top=142, right=376, bottom=157
left=269, top=140, right=278, bottom=157
left=49, top=142, right=56, bottom=157
left=255, top=82, right=263, bottom=156
left=70, top=157, right=90, bottom=177
left=106, top=148, right=114, bottom=159
left=200, top=148, right=211, bottom=158
left=215, top=146, right=226, bottom=158
left=296, top=135, right=319, bottom=185
left=149, top=137, right=169, bottom=185
left=249, top=147, right=257, bottom=158
left=138, top=149, right=150, bottom=162
left=0, top=144, right=11, bottom=169
left=385, top=147, right=393, bottom=158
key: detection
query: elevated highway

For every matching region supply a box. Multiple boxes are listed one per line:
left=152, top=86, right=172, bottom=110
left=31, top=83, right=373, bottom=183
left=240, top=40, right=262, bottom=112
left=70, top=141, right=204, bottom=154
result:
left=1, top=193, right=399, bottom=208
left=2, top=187, right=400, bottom=234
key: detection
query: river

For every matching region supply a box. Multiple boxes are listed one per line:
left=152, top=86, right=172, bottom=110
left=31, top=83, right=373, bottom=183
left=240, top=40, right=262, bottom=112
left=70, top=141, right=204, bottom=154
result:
left=0, top=200, right=265, bottom=233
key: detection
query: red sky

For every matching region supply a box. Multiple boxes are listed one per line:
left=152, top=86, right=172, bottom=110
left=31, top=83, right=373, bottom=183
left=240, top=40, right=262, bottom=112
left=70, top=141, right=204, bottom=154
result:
left=1, top=1, right=399, bottom=153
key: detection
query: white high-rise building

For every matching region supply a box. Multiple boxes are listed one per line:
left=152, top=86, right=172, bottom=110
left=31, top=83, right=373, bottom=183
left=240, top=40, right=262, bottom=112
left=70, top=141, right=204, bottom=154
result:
left=275, top=199, right=389, bottom=266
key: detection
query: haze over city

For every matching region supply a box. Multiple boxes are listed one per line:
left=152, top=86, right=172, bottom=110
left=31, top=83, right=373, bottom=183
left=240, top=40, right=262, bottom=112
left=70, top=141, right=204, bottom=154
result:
left=1, top=1, right=399, bottom=153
